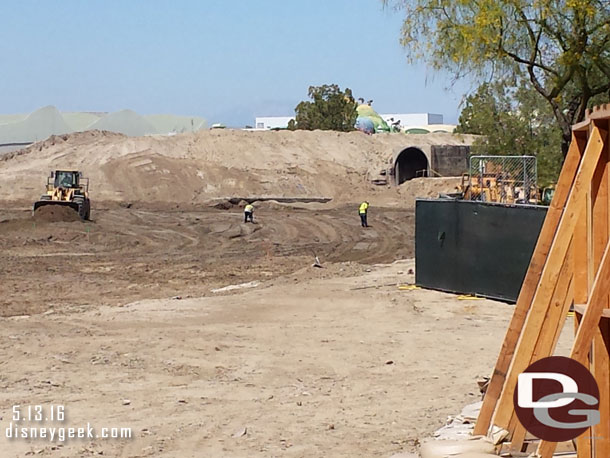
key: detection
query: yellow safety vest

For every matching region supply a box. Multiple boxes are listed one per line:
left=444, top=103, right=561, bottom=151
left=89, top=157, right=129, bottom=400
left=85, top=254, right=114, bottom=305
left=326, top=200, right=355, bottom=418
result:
left=245, top=204, right=253, bottom=212
left=359, top=202, right=369, bottom=214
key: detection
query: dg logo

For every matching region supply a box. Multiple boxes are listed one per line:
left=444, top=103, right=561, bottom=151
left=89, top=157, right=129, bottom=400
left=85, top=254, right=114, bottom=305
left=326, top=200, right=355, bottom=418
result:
left=513, top=356, right=600, bottom=442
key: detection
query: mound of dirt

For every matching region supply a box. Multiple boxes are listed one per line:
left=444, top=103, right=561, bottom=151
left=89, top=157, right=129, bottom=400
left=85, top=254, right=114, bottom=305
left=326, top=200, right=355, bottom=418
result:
left=33, top=205, right=82, bottom=222
left=208, top=198, right=234, bottom=210
left=395, top=177, right=462, bottom=208
left=252, top=200, right=286, bottom=211
left=0, top=129, right=475, bottom=205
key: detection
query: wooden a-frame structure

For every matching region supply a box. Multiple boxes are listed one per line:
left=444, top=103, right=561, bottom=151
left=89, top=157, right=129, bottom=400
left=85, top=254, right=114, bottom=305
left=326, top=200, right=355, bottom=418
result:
left=473, top=105, right=610, bottom=458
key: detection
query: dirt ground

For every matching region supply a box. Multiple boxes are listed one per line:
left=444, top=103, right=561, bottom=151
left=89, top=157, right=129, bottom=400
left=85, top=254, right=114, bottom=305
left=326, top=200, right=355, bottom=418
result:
left=0, top=200, right=521, bottom=457
left=1, top=202, right=415, bottom=317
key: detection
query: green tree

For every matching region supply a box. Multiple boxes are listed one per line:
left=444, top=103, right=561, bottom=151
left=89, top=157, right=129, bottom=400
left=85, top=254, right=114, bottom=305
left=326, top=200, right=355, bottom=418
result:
left=456, top=80, right=563, bottom=186
left=385, top=0, right=610, bottom=155
left=290, top=84, right=358, bottom=132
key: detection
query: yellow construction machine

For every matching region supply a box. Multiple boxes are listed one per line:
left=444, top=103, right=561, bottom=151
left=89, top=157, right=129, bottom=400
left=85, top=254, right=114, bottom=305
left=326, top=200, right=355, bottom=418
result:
left=459, top=173, right=501, bottom=202
left=458, top=172, right=539, bottom=204
left=33, top=170, right=91, bottom=220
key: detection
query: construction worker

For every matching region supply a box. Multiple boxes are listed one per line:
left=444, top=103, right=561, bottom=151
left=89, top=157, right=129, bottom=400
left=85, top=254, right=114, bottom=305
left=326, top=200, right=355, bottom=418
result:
left=359, top=201, right=369, bottom=227
left=244, top=203, right=254, bottom=223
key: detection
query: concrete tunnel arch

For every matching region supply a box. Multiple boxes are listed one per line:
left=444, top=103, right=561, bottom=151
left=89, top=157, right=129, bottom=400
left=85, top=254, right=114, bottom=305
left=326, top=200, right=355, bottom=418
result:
left=394, top=147, right=429, bottom=184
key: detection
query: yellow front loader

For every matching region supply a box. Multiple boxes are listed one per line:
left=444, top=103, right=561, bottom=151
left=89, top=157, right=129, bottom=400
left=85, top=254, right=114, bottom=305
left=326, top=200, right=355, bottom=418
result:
left=33, top=170, right=91, bottom=220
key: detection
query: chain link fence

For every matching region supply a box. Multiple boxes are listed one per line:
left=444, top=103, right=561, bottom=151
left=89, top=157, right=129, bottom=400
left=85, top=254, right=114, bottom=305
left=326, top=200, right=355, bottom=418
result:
left=466, top=156, right=538, bottom=204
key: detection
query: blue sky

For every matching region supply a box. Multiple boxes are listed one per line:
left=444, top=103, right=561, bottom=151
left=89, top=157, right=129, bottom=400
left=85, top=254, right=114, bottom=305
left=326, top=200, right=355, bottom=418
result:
left=1, top=0, right=473, bottom=127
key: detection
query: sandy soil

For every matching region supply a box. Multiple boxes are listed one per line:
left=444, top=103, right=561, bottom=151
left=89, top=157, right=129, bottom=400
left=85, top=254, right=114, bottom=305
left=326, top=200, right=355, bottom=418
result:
left=0, top=259, right=514, bottom=458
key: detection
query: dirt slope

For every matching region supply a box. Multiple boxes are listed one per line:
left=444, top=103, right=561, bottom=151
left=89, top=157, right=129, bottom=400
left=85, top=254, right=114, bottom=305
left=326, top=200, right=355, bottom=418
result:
left=0, top=129, right=472, bottom=204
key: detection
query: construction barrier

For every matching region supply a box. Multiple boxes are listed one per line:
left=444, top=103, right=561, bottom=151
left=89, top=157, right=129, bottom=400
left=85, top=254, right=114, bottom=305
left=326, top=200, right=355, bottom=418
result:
left=415, top=199, right=547, bottom=302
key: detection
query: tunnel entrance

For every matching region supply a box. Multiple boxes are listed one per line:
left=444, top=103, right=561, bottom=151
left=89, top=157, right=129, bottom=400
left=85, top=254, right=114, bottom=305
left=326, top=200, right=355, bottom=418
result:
left=394, top=147, right=428, bottom=184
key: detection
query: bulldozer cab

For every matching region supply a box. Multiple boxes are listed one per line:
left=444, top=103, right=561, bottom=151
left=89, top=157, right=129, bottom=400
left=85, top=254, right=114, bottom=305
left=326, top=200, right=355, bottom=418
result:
left=52, top=170, right=80, bottom=189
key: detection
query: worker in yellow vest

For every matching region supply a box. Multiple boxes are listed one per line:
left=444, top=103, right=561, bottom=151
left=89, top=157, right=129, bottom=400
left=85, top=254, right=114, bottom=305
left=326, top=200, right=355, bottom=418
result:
left=244, top=203, right=254, bottom=223
left=359, top=201, right=369, bottom=227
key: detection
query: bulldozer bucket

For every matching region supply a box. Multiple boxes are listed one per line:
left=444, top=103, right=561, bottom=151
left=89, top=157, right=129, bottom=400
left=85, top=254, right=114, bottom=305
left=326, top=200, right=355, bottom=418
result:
left=32, top=200, right=82, bottom=217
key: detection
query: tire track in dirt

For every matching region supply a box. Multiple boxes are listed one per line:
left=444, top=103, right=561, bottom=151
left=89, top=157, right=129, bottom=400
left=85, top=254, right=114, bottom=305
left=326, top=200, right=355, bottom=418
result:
left=0, top=205, right=414, bottom=316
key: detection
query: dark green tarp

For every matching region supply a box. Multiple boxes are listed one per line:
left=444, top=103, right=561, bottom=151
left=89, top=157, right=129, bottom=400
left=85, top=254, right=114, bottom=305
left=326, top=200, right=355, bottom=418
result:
left=415, top=199, right=547, bottom=302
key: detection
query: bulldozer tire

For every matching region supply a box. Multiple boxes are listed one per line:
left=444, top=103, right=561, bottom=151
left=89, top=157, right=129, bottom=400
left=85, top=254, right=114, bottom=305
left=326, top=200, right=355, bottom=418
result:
left=73, top=198, right=85, bottom=219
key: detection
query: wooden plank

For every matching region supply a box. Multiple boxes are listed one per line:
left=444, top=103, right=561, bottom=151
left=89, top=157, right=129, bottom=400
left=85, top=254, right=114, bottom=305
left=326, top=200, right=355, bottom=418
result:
left=571, top=125, right=610, bottom=365
left=591, top=116, right=610, bottom=458
left=572, top=195, right=589, bottom=458
left=574, top=118, right=592, bottom=132
left=538, top=312, right=592, bottom=458
left=574, top=304, right=610, bottom=318
left=509, top=421, right=527, bottom=454
left=509, top=250, right=574, bottom=450
left=574, top=203, right=589, bottom=303
left=538, top=238, right=610, bottom=457
left=532, top=242, right=574, bottom=362
left=592, top=319, right=610, bottom=457
left=587, top=103, right=610, bottom=121
left=549, top=276, right=574, bottom=350
left=473, top=131, right=586, bottom=436
left=573, top=427, right=593, bottom=457
left=606, top=118, right=610, bottom=316
left=491, top=124, right=607, bottom=430
left=524, top=439, right=576, bottom=454
left=588, top=187, right=594, bottom=289
left=573, top=311, right=593, bottom=458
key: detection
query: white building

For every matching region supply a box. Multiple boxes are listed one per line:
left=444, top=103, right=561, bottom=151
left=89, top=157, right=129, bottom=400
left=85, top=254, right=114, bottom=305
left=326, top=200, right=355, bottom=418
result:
left=255, top=116, right=295, bottom=130
left=253, top=113, right=447, bottom=130
left=380, top=113, right=443, bottom=127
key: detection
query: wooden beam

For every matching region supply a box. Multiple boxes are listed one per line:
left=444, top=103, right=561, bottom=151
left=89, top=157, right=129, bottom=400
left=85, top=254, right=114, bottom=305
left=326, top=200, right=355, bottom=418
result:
left=575, top=203, right=590, bottom=304
left=574, top=118, right=592, bottom=132
left=509, top=423, right=528, bottom=454
left=586, top=104, right=610, bottom=121
left=537, top=236, right=610, bottom=456
left=549, top=277, right=574, bottom=350
left=572, top=127, right=610, bottom=365
left=574, top=304, right=610, bottom=318
left=491, top=124, right=607, bottom=430
left=573, top=311, right=593, bottom=458
left=532, top=243, right=575, bottom=363
left=473, top=131, right=586, bottom=436
left=510, top=249, right=574, bottom=451
left=592, top=319, right=610, bottom=457
left=591, top=116, right=610, bottom=458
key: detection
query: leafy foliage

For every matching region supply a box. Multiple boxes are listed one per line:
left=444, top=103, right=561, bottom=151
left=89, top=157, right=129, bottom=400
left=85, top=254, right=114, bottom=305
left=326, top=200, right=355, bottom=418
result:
left=385, top=0, right=610, bottom=153
left=290, top=84, right=358, bottom=132
left=456, top=80, right=563, bottom=187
